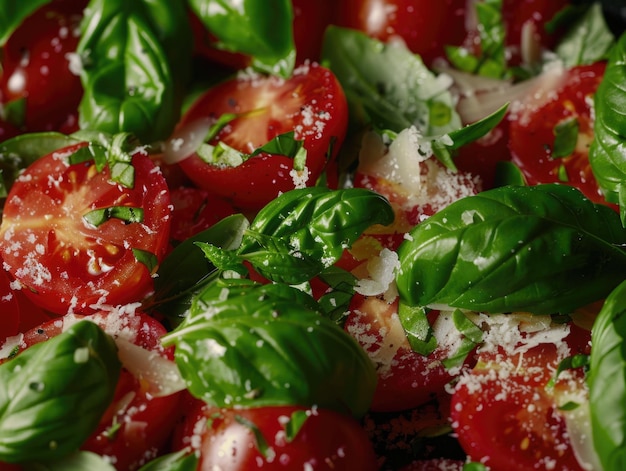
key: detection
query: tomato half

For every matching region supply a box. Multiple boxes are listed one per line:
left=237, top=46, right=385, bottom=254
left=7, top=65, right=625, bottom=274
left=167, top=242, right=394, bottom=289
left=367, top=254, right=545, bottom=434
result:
left=450, top=319, right=591, bottom=471
left=0, top=0, right=85, bottom=133
left=509, top=63, right=608, bottom=205
left=0, top=265, right=20, bottom=343
left=177, top=63, right=348, bottom=209
left=175, top=403, right=379, bottom=470
left=0, top=144, right=172, bottom=315
left=345, top=296, right=472, bottom=412
left=335, top=0, right=468, bottom=66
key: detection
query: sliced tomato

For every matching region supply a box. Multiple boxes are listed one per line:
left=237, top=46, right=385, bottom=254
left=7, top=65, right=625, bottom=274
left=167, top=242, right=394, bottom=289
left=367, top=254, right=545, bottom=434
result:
left=335, top=0, right=468, bottom=66
left=345, top=296, right=472, bottom=412
left=176, top=63, right=348, bottom=210
left=17, top=310, right=184, bottom=471
left=450, top=319, right=591, bottom=471
left=509, top=62, right=609, bottom=205
left=0, top=0, right=85, bottom=133
left=174, top=403, right=379, bottom=470
left=0, top=144, right=172, bottom=315
left=169, top=187, right=236, bottom=242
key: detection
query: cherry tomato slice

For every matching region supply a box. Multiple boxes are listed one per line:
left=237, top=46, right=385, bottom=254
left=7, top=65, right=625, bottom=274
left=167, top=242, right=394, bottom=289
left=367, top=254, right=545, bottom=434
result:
left=175, top=403, right=379, bottom=470
left=177, top=63, right=348, bottom=210
left=0, top=0, right=85, bottom=133
left=0, top=144, right=172, bottom=315
left=0, top=266, right=20, bottom=342
left=509, top=63, right=609, bottom=205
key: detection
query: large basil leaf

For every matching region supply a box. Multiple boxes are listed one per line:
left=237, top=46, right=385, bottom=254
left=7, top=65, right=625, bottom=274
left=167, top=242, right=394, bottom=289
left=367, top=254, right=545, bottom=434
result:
left=136, top=450, right=198, bottom=471
left=237, top=187, right=394, bottom=284
left=0, top=321, right=121, bottom=463
left=162, top=283, right=376, bottom=419
left=0, top=0, right=51, bottom=45
left=588, top=280, right=626, bottom=470
left=24, top=451, right=116, bottom=471
left=76, top=0, right=192, bottom=143
left=321, top=26, right=462, bottom=136
left=396, top=184, right=626, bottom=314
left=589, top=31, right=626, bottom=211
left=188, top=0, right=295, bottom=78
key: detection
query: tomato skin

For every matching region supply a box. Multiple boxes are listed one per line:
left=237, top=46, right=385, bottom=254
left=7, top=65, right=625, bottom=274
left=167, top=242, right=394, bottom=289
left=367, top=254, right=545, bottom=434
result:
left=176, top=403, right=379, bottom=470
left=0, top=144, right=172, bottom=315
left=178, top=63, right=348, bottom=210
left=335, top=0, right=468, bottom=66
left=509, top=62, right=609, bottom=205
left=0, top=0, right=85, bottom=133
left=503, top=0, right=570, bottom=52
left=345, top=296, right=470, bottom=412
left=450, top=323, right=591, bottom=471
left=0, top=266, right=20, bottom=342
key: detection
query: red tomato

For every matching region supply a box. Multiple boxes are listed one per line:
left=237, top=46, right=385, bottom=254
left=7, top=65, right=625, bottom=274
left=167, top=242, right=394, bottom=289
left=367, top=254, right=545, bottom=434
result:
left=0, top=144, right=172, bottom=315
left=0, top=266, right=20, bottom=342
left=175, top=403, right=379, bottom=470
left=450, top=321, right=591, bottom=471
left=18, top=310, right=183, bottom=471
left=169, top=187, right=236, bottom=242
left=190, top=0, right=333, bottom=66
left=509, top=63, right=609, bottom=205
left=177, top=63, right=348, bottom=210
left=0, top=0, right=85, bottom=133
left=399, top=458, right=464, bottom=471
left=335, top=0, right=468, bottom=66
left=345, top=296, right=472, bottom=412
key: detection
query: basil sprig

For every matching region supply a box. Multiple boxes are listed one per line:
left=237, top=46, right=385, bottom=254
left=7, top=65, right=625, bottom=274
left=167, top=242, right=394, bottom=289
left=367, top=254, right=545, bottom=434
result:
left=0, top=321, right=121, bottom=463
left=203, top=187, right=394, bottom=285
left=588, top=280, right=626, bottom=470
left=76, top=0, right=192, bottom=143
left=162, top=280, right=377, bottom=419
left=590, top=31, right=626, bottom=218
left=188, top=0, right=295, bottom=78
left=396, top=184, right=626, bottom=315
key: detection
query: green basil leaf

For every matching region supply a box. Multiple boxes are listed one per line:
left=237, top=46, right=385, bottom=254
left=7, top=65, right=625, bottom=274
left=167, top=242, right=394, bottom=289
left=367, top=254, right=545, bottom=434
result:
left=83, top=206, right=144, bottom=227
left=396, top=184, right=626, bottom=314
left=447, top=104, right=509, bottom=150
left=316, top=266, right=358, bottom=324
left=322, top=26, right=462, bottom=136
left=0, top=0, right=52, bottom=46
left=3, top=97, right=26, bottom=128
left=397, top=302, right=437, bottom=356
left=188, top=0, right=295, bottom=78
left=441, top=310, right=482, bottom=370
left=148, top=214, right=249, bottom=321
left=590, top=31, right=626, bottom=207
left=238, top=187, right=394, bottom=284
left=555, top=2, right=615, bottom=67
left=24, top=451, right=117, bottom=471
left=588, top=280, right=626, bottom=470
left=553, top=117, right=580, bottom=158
left=132, top=248, right=158, bottom=275
left=493, top=161, right=527, bottom=187
left=163, top=283, right=376, bottom=418
left=136, top=449, right=198, bottom=471
left=0, top=132, right=81, bottom=196
left=76, top=0, right=192, bottom=143
left=284, top=409, right=309, bottom=442
left=0, top=321, right=121, bottom=463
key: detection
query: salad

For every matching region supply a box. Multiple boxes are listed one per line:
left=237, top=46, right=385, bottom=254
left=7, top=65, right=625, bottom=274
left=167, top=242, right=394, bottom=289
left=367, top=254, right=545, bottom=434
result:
left=0, top=0, right=625, bottom=470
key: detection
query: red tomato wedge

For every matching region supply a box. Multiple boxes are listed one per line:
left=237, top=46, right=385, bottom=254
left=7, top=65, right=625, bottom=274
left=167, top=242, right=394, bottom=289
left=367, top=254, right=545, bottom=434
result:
left=0, top=144, right=172, bottom=315
left=174, top=63, right=348, bottom=209
left=174, top=403, right=378, bottom=470
left=0, top=266, right=20, bottom=342
left=509, top=62, right=609, bottom=205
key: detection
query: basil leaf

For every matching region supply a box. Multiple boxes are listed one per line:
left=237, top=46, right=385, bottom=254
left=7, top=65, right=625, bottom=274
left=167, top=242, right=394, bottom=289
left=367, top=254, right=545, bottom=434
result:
left=493, top=161, right=527, bottom=187
left=553, top=117, right=579, bottom=158
left=442, top=310, right=482, bottom=370
left=83, top=206, right=144, bottom=227
left=284, top=410, right=308, bottom=442
left=136, top=449, right=198, bottom=471
left=77, top=0, right=192, bottom=143
left=322, top=26, right=462, bottom=136
left=0, top=321, right=121, bottom=463
left=555, top=2, right=615, bottom=67
left=590, top=31, right=626, bottom=209
left=238, top=187, right=394, bottom=284
left=24, top=451, right=117, bottom=471
left=188, top=0, right=295, bottom=78
left=148, top=214, right=249, bottom=321
left=0, top=132, right=81, bottom=196
left=163, top=283, right=376, bottom=418
left=0, top=0, right=52, bottom=46
left=396, top=184, right=626, bottom=314
left=588, top=280, right=626, bottom=470
left=447, top=104, right=508, bottom=150
left=397, top=303, right=437, bottom=356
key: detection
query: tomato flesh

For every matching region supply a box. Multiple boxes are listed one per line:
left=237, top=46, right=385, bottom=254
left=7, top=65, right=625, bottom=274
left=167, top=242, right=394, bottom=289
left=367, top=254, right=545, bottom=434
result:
left=178, top=63, right=348, bottom=209
left=0, top=145, right=172, bottom=315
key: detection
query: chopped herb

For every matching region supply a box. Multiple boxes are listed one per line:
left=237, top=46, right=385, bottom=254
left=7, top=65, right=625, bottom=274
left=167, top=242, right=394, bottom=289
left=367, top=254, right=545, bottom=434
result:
left=553, top=117, right=579, bottom=158
left=83, top=206, right=144, bottom=227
